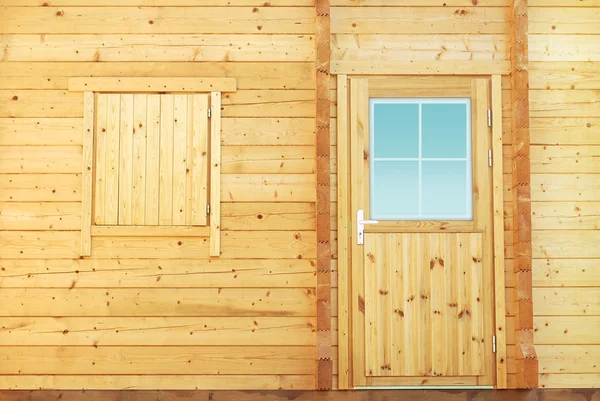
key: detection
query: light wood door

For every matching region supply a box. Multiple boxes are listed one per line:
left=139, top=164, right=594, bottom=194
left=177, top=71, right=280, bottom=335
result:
left=350, top=77, right=495, bottom=387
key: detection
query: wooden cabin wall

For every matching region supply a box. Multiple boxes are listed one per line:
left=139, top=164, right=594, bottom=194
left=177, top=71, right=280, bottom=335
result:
left=0, top=1, right=318, bottom=390
left=328, top=0, right=516, bottom=389
left=528, top=0, right=600, bottom=389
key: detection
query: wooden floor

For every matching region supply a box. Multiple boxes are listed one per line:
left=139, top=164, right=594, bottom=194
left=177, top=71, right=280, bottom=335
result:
left=1, top=390, right=598, bottom=401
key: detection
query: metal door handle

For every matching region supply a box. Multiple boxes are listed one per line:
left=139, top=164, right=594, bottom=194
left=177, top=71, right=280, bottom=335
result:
left=357, top=209, right=379, bottom=245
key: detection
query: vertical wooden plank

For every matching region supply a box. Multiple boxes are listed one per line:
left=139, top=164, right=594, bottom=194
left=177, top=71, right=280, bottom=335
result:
left=209, top=92, right=221, bottom=257
left=431, top=233, right=447, bottom=376
left=391, top=233, right=405, bottom=376
left=492, top=74, right=508, bottom=389
left=350, top=78, right=368, bottom=386
left=364, top=235, right=378, bottom=376
left=336, top=74, right=350, bottom=389
left=419, top=234, right=432, bottom=376
left=191, top=94, right=209, bottom=226
left=145, top=94, right=161, bottom=226
left=471, top=233, right=484, bottom=376
left=105, top=94, right=121, bottom=225
left=94, top=93, right=108, bottom=225
left=458, top=233, right=472, bottom=376
left=159, top=94, right=174, bottom=226
left=132, top=94, right=147, bottom=225
left=80, top=91, right=94, bottom=257
left=172, top=94, right=188, bottom=226
left=406, top=234, right=419, bottom=376
left=185, top=95, right=194, bottom=225
left=118, top=94, right=134, bottom=226
left=445, top=234, right=459, bottom=376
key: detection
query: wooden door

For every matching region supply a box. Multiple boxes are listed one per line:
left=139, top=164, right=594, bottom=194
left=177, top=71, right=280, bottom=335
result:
left=350, top=77, right=495, bottom=387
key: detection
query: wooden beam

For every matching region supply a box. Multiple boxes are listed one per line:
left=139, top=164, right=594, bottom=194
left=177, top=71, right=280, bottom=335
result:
left=510, top=0, right=538, bottom=389
left=316, top=0, right=332, bottom=391
left=69, top=77, right=237, bottom=93
left=209, top=92, right=221, bottom=257
left=80, top=91, right=94, bottom=257
left=331, top=61, right=511, bottom=76
left=491, top=75, right=507, bottom=389
left=91, top=226, right=210, bottom=237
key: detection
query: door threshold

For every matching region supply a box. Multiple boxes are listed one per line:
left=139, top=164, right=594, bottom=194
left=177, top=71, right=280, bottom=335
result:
left=354, top=386, right=494, bottom=390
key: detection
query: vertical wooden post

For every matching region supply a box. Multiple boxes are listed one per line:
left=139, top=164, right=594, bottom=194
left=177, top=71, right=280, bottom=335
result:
left=316, top=0, right=332, bottom=390
left=510, top=0, right=538, bottom=388
left=491, top=75, right=508, bottom=389
left=209, top=92, right=221, bottom=257
left=81, top=91, right=95, bottom=257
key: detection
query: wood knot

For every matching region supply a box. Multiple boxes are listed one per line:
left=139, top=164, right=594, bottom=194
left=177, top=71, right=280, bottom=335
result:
left=394, top=309, right=404, bottom=317
left=421, top=294, right=428, bottom=300
left=367, top=253, right=375, bottom=263
left=252, top=7, right=259, bottom=12
left=472, top=257, right=481, bottom=263
left=12, top=96, right=18, bottom=101
left=256, top=214, right=263, bottom=220
left=56, top=10, right=64, bottom=16
left=454, top=9, right=468, bottom=16
left=148, top=20, right=154, bottom=25
left=472, top=0, right=478, bottom=4
left=587, top=122, right=592, bottom=128
left=257, top=25, right=263, bottom=31
left=379, top=289, right=388, bottom=295
left=358, top=295, right=365, bottom=313
left=177, top=241, right=183, bottom=246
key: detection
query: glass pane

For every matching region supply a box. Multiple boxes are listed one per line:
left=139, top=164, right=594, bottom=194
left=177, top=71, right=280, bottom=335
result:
left=422, top=103, right=468, bottom=159
left=372, top=103, right=419, bottom=158
left=421, top=161, right=471, bottom=219
left=371, top=161, right=419, bottom=219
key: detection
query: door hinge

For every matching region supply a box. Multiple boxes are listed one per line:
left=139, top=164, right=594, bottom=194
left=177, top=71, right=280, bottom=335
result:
left=488, top=149, right=493, bottom=167
left=487, top=109, right=492, bottom=127
left=207, top=108, right=211, bottom=118
left=492, top=335, right=497, bottom=353
left=206, top=204, right=210, bottom=214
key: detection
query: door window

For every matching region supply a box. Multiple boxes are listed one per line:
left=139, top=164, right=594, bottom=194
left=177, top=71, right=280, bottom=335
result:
left=369, top=98, right=472, bottom=221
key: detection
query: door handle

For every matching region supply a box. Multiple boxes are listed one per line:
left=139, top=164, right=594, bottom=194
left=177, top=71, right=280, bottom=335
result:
left=357, top=209, right=379, bottom=245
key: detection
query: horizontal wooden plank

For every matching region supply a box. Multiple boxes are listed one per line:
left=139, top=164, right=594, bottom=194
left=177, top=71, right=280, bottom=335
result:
left=0, top=258, right=316, bottom=288
left=0, top=0, right=315, bottom=6
left=538, top=345, right=600, bottom=374
left=530, top=35, right=600, bottom=62
left=0, top=202, right=80, bottom=230
left=0, top=231, right=79, bottom=258
left=0, top=316, right=316, bottom=346
left=331, top=60, right=510, bottom=75
left=331, top=7, right=509, bottom=34
left=91, top=231, right=317, bottom=259
left=0, top=173, right=80, bottom=202
left=69, top=77, right=237, bottom=92
left=0, top=76, right=70, bottom=89
left=530, top=90, right=600, bottom=118
left=533, top=288, right=600, bottom=316
left=539, top=373, right=600, bottom=389
left=91, top=226, right=210, bottom=237
left=222, top=146, right=315, bottom=174
left=222, top=202, right=315, bottom=230
left=331, top=0, right=510, bottom=5
left=222, top=118, right=315, bottom=146
left=0, top=90, right=83, bottom=117
left=0, top=62, right=315, bottom=90
left=533, top=230, right=600, bottom=258
left=222, top=174, right=316, bottom=202
left=0, top=145, right=81, bottom=173
left=0, top=118, right=82, bottom=145
left=0, top=35, right=316, bottom=62
left=534, top=317, right=600, bottom=345
left=1, top=7, right=315, bottom=34
left=530, top=0, right=600, bottom=5
left=531, top=174, right=600, bottom=201
left=0, top=375, right=315, bottom=391
left=531, top=145, right=600, bottom=173
left=530, top=62, right=600, bottom=90
left=222, top=90, right=315, bottom=117
left=533, top=259, right=600, bottom=287
left=529, top=8, right=600, bottom=34
left=531, top=117, right=600, bottom=145
left=0, top=288, right=316, bottom=316
left=0, top=346, right=315, bottom=375
left=331, top=34, right=509, bottom=62
left=532, top=201, right=600, bottom=230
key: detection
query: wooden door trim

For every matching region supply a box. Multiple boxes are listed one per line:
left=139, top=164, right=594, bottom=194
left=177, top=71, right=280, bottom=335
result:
left=336, top=75, right=507, bottom=389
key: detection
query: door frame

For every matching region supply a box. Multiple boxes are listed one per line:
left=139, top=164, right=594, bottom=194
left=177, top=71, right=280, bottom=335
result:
left=335, top=74, right=506, bottom=389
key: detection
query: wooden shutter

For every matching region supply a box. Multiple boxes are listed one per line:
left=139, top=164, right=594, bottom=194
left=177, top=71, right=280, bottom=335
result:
left=93, top=93, right=210, bottom=227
